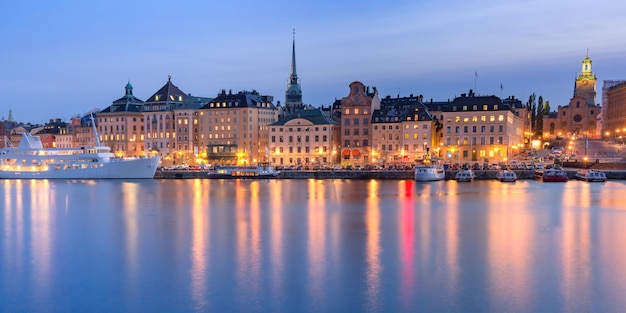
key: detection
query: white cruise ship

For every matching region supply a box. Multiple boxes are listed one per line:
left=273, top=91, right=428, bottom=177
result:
left=0, top=132, right=160, bottom=179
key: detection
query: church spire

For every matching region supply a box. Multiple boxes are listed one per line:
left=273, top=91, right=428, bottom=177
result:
left=290, top=29, right=298, bottom=84
left=285, top=29, right=303, bottom=111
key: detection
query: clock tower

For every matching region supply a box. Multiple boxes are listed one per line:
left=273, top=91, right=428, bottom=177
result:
left=574, top=50, right=597, bottom=106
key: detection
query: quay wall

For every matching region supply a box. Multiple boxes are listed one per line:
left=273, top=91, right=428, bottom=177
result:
left=155, top=169, right=626, bottom=180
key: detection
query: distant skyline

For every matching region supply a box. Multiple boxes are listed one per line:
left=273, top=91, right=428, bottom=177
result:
left=1, top=0, right=625, bottom=123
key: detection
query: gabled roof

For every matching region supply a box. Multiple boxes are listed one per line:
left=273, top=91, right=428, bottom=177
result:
left=270, top=108, right=339, bottom=126
left=145, top=76, right=189, bottom=104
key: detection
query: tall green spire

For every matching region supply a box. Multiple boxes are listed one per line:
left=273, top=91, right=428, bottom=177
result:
left=285, top=29, right=303, bottom=110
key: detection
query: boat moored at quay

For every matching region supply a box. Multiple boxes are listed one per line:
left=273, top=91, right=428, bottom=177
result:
left=414, top=163, right=445, bottom=181
left=0, top=132, right=160, bottom=179
left=455, top=169, right=475, bottom=182
left=575, top=169, right=607, bottom=182
left=207, top=162, right=280, bottom=179
left=496, top=170, right=518, bottom=182
left=534, top=169, right=569, bottom=182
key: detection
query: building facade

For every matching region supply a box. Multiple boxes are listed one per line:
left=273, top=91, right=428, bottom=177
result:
left=339, top=81, right=379, bottom=166
left=427, top=91, right=525, bottom=165
left=197, top=89, right=278, bottom=165
left=268, top=108, right=340, bottom=167
left=604, top=81, right=626, bottom=138
left=372, top=94, right=441, bottom=166
left=173, top=96, right=211, bottom=165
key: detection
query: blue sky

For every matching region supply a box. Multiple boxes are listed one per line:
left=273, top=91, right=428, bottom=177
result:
left=1, top=0, right=625, bottom=123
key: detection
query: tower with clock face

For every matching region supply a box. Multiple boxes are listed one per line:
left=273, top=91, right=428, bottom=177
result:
left=574, top=51, right=597, bottom=106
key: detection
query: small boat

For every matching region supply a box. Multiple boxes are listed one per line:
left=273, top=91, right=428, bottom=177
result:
left=414, top=164, right=445, bottom=181
left=575, top=170, right=607, bottom=182
left=208, top=162, right=280, bottom=178
left=534, top=169, right=568, bottom=182
left=455, top=169, right=475, bottom=182
left=496, top=170, right=517, bottom=182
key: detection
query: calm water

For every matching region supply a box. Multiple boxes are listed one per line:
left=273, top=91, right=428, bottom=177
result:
left=2, top=178, right=626, bottom=313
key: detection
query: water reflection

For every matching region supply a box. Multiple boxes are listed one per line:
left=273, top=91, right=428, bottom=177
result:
left=2, top=179, right=626, bottom=312
left=190, top=179, right=209, bottom=311
left=365, top=180, right=381, bottom=312
left=306, top=179, right=327, bottom=312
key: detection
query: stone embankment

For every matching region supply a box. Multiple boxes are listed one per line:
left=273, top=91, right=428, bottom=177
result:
left=155, top=169, right=626, bottom=180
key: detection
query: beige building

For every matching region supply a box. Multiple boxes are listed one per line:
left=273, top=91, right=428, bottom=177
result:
left=428, top=91, right=525, bottom=165
left=98, top=82, right=146, bottom=157
left=173, top=96, right=211, bottom=165
left=372, top=95, right=441, bottom=165
left=197, top=89, right=278, bottom=165
left=268, top=108, right=340, bottom=167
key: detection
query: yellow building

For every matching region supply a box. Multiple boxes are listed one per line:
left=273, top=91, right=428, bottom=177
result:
left=268, top=108, right=340, bottom=167
left=372, top=94, right=442, bottom=166
left=428, top=91, right=525, bottom=165
left=197, top=89, right=278, bottom=165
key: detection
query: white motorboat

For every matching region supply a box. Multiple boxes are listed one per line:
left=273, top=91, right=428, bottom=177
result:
left=496, top=170, right=517, bottom=182
left=455, top=169, right=475, bottom=182
left=575, top=169, right=607, bottom=182
left=414, top=164, right=445, bottom=181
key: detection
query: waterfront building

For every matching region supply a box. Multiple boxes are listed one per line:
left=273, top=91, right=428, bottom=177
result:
left=426, top=90, right=525, bottom=165
left=98, top=82, right=146, bottom=157
left=143, top=76, right=189, bottom=165
left=602, top=80, right=626, bottom=138
left=372, top=94, right=441, bottom=166
left=173, top=96, right=211, bottom=165
left=338, top=81, right=380, bottom=166
left=543, top=52, right=601, bottom=138
left=267, top=108, right=340, bottom=167
left=197, top=89, right=278, bottom=165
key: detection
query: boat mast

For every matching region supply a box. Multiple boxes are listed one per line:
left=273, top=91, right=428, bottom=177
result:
left=90, top=114, right=101, bottom=146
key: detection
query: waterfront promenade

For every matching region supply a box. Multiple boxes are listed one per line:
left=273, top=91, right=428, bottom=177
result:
left=156, top=166, right=626, bottom=180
